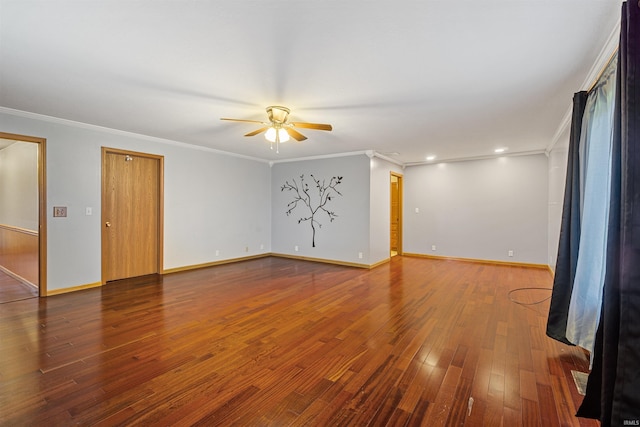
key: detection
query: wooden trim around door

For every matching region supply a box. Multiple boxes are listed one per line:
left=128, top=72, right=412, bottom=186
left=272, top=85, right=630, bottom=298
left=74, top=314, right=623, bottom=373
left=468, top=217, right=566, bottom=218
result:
left=101, top=147, right=164, bottom=284
left=0, top=132, right=47, bottom=296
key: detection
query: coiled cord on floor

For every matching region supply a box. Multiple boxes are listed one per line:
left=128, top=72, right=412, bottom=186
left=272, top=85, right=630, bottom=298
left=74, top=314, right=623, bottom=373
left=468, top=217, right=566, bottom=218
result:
left=507, top=287, right=552, bottom=306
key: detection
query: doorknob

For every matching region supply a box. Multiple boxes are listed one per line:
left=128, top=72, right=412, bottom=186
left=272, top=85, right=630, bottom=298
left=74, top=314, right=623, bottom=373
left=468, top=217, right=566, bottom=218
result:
left=105, top=221, right=111, bottom=227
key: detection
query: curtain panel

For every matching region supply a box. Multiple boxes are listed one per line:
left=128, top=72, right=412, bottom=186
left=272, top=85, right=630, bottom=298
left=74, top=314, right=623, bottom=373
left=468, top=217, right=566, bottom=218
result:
left=566, top=56, right=617, bottom=357
left=577, top=1, right=640, bottom=425
left=547, top=91, right=588, bottom=345
left=547, top=55, right=617, bottom=354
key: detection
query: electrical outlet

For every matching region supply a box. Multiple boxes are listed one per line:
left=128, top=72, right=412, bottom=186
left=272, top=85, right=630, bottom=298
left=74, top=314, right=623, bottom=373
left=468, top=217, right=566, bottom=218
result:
left=358, top=252, right=363, bottom=259
left=294, top=246, right=299, bottom=252
left=508, top=250, right=514, bottom=257
left=215, top=250, right=220, bottom=256
left=432, top=245, right=436, bottom=251
left=53, top=206, right=67, bottom=217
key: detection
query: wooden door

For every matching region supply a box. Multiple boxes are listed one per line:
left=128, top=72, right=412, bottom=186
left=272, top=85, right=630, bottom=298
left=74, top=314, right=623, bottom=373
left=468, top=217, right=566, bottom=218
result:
left=390, top=173, right=402, bottom=255
left=390, top=180, right=399, bottom=252
left=102, top=148, right=163, bottom=283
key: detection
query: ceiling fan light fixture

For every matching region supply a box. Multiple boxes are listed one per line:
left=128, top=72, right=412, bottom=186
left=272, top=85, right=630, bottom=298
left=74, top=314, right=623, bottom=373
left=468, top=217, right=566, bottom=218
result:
left=221, top=105, right=331, bottom=153
left=265, top=127, right=290, bottom=143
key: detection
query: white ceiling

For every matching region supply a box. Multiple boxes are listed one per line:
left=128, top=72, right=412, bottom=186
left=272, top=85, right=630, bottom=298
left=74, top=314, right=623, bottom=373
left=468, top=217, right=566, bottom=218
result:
left=0, top=1, right=621, bottom=164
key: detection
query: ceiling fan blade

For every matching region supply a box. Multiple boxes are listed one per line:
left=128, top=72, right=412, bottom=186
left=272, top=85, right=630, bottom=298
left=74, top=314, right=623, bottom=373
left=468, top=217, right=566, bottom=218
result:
left=287, top=128, right=308, bottom=142
left=290, top=122, right=333, bottom=131
left=221, top=118, right=265, bottom=124
left=245, top=127, right=269, bottom=137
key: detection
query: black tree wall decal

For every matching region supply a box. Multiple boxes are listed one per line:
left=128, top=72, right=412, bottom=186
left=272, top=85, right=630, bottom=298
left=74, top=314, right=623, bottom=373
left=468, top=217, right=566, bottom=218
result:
left=281, top=174, right=343, bottom=247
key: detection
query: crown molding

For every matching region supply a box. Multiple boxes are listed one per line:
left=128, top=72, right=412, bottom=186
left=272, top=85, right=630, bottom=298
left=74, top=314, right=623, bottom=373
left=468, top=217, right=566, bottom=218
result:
left=546, top=17, right=620, bottom=155
left=0, top=106, right=269, bottom=163
left=403, top=149, right=547, bottom=167
left=267, top=150, right=370, bottom=165
left=1, top=107, right=395, bottom=166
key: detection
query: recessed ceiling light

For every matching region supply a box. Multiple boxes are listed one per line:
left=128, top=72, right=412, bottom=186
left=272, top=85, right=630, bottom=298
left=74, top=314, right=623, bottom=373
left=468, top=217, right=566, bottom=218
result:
left=426, top=155, right=436, bottom=161
left=494, top=148, right=507, bottom=153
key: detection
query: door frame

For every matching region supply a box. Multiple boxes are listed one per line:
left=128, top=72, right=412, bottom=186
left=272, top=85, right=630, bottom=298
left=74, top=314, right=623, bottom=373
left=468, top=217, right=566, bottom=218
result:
left=390, top=171, right=403, bottom=256
left=101, top=147, right=164, bottom=284
left=0, top=131, right=47, bottom=296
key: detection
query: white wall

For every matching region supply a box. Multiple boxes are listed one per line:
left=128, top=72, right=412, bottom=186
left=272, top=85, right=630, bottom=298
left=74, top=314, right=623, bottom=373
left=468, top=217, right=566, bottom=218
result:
left=1, top=107, right=561, bottom=292
left=369, top=155, right=404, bottom=265
left=162, top=145, right=271, bottom=269
left=548, top=129, right=570, bottom=270
left=0, top=110, right=271, bottom=291
left=0, top=141, right=38, bottom=230
left=403, top=154, right=549, bottom=264
left=271, top=154, right=370, bottom=264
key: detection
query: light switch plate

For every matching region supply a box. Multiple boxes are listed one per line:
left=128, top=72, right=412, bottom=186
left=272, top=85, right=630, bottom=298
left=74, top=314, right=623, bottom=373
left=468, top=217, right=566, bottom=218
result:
left=53, top=206, right=67, bottom=217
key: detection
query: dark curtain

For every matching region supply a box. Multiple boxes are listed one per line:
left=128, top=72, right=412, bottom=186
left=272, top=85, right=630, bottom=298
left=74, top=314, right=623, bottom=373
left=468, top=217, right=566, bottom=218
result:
left=577, top=1, right=640, bottom=424
left=546, top=91, right=588, bottom=345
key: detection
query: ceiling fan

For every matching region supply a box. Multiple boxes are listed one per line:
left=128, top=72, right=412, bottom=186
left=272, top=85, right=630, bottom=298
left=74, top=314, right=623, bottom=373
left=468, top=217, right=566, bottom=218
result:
left=221, top=106, right=332, bottom=152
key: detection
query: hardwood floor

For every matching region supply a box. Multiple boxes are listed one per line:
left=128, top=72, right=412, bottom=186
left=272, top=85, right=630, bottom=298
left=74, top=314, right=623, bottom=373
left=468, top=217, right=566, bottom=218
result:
left=0, top=269, right=38, bottom=304
left=0, top=256, right=597, bottom=426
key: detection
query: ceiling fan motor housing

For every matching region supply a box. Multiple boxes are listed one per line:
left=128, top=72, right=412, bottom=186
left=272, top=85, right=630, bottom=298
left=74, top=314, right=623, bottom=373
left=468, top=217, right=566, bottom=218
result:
left=266, top=106, right=290, bottom=124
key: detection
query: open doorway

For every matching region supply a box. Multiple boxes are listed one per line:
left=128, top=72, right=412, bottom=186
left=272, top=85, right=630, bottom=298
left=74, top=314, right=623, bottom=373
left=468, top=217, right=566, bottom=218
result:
left=390, top=172, right=403, bottom=257
left=0, top=132, right=46, bottom=302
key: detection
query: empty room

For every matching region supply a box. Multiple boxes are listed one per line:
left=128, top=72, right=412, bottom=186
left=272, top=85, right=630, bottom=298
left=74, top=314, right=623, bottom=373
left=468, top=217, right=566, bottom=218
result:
left=1, top=1, right=638, bottom=426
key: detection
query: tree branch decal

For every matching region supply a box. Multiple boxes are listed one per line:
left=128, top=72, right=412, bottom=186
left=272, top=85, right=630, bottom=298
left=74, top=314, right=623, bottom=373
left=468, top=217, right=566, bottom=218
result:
left=281, top=174, right=343, bottom=247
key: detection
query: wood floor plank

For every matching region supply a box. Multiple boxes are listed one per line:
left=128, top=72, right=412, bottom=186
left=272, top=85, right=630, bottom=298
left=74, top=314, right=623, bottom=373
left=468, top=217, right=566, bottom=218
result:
left=537, top=383, right=562, bottom=427
left=465, top=397, right=487, bottom=426
left=520, top=369, right=538, bottom=403
left=0, top=256, right=599, bottom=426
